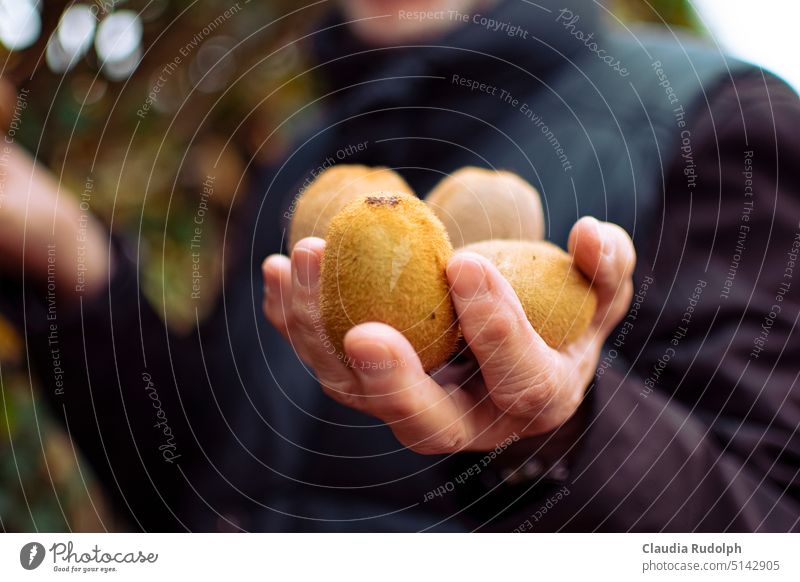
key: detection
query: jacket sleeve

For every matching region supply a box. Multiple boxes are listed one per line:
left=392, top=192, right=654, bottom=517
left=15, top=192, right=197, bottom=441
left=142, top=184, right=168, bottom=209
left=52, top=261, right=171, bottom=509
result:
left=557, top=71, right=800, bottom=532
left=483, top=71, right=800, bottom=532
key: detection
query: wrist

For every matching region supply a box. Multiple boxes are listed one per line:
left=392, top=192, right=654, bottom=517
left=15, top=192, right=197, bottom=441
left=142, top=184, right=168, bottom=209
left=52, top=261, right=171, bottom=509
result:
left=494, top=384, right=593, bottom=487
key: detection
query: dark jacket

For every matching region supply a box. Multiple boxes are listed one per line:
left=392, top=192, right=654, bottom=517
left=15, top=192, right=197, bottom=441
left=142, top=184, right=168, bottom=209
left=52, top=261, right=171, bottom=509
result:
left=4, top=0, right=799, bottom=531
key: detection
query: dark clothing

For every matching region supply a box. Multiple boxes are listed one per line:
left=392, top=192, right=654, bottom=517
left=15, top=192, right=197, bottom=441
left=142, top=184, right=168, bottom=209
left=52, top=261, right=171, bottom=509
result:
left=3, top=0, right=799, bottom=531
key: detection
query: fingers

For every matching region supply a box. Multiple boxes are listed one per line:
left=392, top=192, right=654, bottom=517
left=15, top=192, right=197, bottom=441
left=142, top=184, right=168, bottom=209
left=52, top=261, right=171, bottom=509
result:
left=568, top=217, right=636, bottom=335
left=446, top=253, right=560, bottom=417
left=263, top=244, right=481, bottom=452
left=286, top=238, right=357, bottom=394
left=262, top=238, right=356, bottom=395
left=262, top=253, right=292, bottom=340
left=344, top=323, right=475, bottom=454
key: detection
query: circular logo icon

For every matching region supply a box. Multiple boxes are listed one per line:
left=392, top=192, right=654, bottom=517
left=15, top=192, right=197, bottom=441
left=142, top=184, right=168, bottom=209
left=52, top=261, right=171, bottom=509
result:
left=20, top=542, right=46, bottom=570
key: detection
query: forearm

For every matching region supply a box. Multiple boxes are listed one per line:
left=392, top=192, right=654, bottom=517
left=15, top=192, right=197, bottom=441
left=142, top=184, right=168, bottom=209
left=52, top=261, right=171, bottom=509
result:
left=0, top=145, right=110, bottom=298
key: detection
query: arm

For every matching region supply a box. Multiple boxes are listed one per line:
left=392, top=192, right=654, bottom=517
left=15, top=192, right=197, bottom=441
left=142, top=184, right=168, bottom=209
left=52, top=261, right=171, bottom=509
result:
left=521, top=71, right=800, bottom=532
left=0, top=144, right=110, bottom=295
left=261, top=71, right=800, bottom=533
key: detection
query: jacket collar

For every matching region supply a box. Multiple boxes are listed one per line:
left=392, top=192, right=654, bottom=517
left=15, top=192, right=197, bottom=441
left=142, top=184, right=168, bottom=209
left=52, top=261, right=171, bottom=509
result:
left=312, top=0, right=602, bottom=108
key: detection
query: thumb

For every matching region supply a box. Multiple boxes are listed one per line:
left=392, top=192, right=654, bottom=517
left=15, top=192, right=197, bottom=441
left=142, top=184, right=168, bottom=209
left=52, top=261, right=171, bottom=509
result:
left=568, top=217, right=636, bottom=335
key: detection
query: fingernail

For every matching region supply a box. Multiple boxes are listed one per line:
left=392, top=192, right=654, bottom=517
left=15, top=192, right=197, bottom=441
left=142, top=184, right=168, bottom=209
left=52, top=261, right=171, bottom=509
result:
left=601, top=224, right=616, bottom=262
left=586, top=216, right=602, bottom=239
left=293, top=248, right=319, bottom=289
left=351, top=342, right=395, bottom=377
left=450, top=256, right=489, bottom=300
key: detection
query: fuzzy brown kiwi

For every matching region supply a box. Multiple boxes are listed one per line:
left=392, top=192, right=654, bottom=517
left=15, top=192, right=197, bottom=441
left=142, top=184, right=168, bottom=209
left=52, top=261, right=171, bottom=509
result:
left=320, top=192, right=459, bottom=371
left=425, top=167, right=544, bottom=248
left=462, top=240, right=596, bottom=348
left=288, top=165, right=413, bottom=250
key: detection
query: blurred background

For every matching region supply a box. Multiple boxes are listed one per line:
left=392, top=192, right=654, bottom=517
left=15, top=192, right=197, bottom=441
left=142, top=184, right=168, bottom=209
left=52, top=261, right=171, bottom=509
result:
left=0, top=0, right=789, bottom=531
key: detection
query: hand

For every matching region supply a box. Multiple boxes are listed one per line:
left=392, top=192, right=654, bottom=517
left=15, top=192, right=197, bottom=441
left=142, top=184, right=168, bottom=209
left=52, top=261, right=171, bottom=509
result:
left=262, top=217, right=635, bottom=454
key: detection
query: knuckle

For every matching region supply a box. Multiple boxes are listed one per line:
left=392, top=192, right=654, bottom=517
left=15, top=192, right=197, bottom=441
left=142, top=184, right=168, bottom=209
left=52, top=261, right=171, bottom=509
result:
left=371, top=394, right=419, bottom=422
left=321, top=381, right=361, bottom=409
left=511, top=384, right=557, bottom=416
left=493, top=364, right=559, bottom=416
left=291, top=294, right=314, bottom=325
left=497, top=362, right=536, bottom=391
left=472, top=311, right=516, bottom=348
left=406, top=430, right=468, bottom=455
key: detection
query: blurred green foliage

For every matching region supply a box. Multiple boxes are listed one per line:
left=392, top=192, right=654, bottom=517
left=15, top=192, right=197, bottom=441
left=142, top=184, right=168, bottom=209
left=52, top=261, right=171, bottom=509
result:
left=611, top=0, right=704, bottom=30
left=1, top=368, right=111, bottom=531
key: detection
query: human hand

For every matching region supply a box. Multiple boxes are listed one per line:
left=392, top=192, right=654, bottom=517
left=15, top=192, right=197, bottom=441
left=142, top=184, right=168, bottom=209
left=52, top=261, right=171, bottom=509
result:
left=262, top=216, right=635, bottom=453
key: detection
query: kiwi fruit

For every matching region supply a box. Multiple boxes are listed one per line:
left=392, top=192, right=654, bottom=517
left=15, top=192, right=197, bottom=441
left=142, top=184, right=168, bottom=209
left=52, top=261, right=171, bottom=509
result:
left=288, top=165, right=413, bottom=250
left=320, top=192, right=459, bottom=371
left=426, top=167, right=544, bottom=248
left=462, top=240, right=596, bottom=348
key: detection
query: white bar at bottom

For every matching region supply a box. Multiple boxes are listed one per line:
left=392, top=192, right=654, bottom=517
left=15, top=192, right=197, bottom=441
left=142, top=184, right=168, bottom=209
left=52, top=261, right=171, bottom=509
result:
left=0, top=533, right=796, bottom=581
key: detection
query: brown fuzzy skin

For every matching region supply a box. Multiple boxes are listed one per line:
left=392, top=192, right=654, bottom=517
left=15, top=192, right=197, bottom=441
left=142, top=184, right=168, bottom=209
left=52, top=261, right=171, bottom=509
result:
left=425, top=167, right=544, bottom=248
left=289, top=165, right=413, bottom=250
left=463, top=240, right=597, bottom=348
left=320, top=192, right=459, bottom=372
